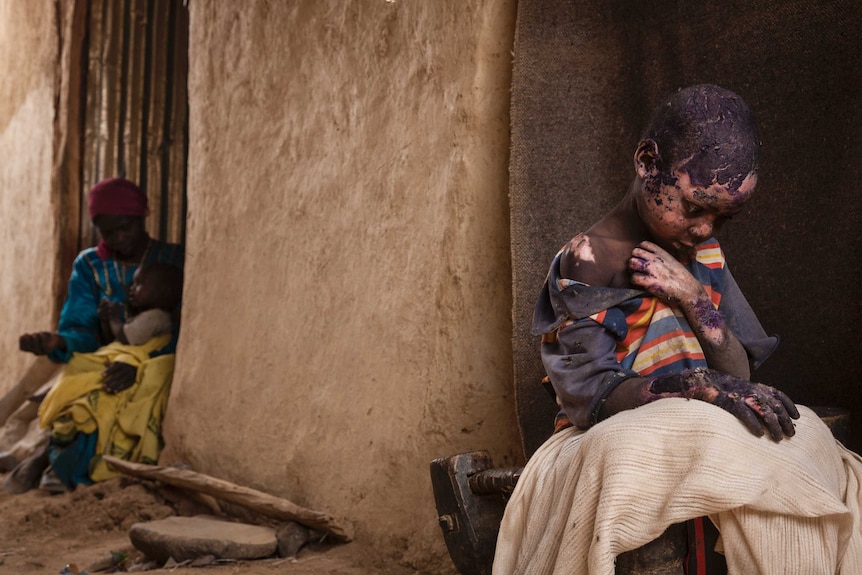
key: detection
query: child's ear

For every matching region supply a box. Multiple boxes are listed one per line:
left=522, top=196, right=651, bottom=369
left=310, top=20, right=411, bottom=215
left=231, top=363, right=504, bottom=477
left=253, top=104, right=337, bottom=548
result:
left=634, top=139, right=660, bottom=179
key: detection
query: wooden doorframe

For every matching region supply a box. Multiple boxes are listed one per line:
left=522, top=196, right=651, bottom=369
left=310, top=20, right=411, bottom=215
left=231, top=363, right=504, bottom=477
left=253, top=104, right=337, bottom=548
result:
left=51, top=0, right=89, bottom=326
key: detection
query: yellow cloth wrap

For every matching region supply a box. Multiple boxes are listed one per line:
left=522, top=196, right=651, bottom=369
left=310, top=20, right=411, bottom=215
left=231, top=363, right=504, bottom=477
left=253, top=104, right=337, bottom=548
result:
left=37, top=335, right=174, bottom=482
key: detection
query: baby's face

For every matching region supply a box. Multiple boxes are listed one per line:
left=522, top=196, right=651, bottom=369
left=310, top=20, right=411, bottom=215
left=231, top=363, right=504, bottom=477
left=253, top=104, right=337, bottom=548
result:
left=637, top=169, right=756, bottom=262
left=128, top=269, right=157, bottom=310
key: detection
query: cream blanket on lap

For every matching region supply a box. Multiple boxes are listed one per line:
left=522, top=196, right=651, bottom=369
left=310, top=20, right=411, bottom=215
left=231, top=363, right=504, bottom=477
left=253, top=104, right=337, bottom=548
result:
left=493, top=399, right=862, bottom=574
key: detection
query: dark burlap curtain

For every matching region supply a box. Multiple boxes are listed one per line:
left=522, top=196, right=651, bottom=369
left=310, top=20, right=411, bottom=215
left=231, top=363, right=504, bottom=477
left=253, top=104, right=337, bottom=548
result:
left=510, top=0, right=862, bottom=457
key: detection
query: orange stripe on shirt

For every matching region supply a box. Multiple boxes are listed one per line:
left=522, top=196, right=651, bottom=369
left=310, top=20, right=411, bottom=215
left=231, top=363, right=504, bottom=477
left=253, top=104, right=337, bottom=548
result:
left=617, top=299, right=662, bottom=349
left=637, top=349, right=706, bottom=375
left=625, top=331, right=704, bottom=368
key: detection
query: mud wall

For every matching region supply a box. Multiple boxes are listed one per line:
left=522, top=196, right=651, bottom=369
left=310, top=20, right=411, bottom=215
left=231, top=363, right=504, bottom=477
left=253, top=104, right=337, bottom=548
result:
left=161, top=2, right=521, bottom=571
left=0, top=2, right=59, bottom=393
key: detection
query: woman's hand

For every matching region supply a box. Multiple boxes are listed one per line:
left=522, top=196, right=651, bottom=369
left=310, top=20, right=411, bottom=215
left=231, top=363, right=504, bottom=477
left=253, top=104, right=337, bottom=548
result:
left=19, top=332, right=66, bottom=356
left=646, top=368, right=799, bottom=441
left=99, top=299, right=123, bottom=322
left=628, top=241, right=703, bottom=306
left=98, top=299, right=111, bottom=323
left=102, top=362, right=137, bottom=394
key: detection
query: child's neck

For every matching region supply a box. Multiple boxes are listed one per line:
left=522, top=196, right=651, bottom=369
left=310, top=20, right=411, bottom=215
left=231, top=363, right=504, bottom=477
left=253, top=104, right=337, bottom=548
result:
left=597, top=191, right=650, bottom=248
left=576, top=189, right=653, bottom=289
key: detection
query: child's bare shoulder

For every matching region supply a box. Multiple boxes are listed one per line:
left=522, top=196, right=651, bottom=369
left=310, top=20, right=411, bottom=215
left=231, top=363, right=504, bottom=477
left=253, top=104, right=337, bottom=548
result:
left=559, top=231, right=633, bottom=288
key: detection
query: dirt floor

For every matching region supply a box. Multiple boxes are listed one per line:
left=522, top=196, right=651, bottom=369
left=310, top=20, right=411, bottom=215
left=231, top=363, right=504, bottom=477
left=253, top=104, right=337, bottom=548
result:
left=0, top=476, right=422, bottom=575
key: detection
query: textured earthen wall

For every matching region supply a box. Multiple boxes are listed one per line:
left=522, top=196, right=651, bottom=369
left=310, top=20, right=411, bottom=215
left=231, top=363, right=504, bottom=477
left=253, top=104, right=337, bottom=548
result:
left=161, top=2, right=520, bottom=570
left=0, top=2, right=59, bottom=394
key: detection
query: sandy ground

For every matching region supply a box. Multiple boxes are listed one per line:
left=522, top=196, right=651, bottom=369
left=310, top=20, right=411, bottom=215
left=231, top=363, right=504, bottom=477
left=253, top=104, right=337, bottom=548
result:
left=0, top=476, right=422, bottom=575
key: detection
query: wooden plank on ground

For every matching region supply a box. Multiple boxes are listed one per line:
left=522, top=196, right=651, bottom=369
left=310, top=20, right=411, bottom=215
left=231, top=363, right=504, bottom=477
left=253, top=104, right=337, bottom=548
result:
left=102, top=456, right=353, bottom=542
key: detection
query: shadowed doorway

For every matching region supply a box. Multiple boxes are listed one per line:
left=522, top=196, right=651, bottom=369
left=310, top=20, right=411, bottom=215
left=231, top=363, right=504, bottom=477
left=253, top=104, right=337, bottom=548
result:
left=53, top=0, right=189, bottom=320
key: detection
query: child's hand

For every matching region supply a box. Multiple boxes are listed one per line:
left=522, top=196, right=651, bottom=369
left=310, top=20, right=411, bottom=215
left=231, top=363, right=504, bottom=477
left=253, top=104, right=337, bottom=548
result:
left=628, top=241, right=703, bottom=306
left=102, top=361, right=137, bottom=393
left=645, top=368, right=799, bottom=441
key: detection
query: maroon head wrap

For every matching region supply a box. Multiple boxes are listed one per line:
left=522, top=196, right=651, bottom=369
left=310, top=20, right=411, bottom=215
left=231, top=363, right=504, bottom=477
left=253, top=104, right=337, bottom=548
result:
left=87, top=178, right=150, bottom=219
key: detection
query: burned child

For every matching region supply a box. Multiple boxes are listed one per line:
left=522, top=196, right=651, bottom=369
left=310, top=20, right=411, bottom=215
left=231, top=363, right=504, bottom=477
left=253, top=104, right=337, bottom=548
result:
left=493, top=85, right=862, bottom=574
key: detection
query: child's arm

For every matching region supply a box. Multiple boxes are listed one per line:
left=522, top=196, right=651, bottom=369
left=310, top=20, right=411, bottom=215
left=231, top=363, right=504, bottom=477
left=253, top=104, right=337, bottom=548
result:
left=98, top=299, right=115, bottom=344
left=628, top=241, right=750, bottom=379
left=99, top=300, right=129, bottom=345
left=544, top=314, right=798, bottom=441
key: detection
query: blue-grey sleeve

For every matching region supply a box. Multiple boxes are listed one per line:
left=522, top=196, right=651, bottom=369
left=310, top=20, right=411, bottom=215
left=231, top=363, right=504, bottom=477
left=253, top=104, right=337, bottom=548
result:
left=541, top=318, right=639, bottom=429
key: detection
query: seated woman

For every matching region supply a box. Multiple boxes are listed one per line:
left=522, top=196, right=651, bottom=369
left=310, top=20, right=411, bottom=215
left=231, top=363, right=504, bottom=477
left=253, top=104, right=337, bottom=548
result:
left=2, top=178, right=183, bottom=494
left=37, top=262, right=183, bottom=490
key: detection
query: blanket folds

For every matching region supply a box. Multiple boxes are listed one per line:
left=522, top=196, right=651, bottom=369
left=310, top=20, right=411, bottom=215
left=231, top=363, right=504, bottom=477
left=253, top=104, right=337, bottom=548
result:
left=38, top=335, right=174, bottom=482
left=493, top=399, right=862, bottom=574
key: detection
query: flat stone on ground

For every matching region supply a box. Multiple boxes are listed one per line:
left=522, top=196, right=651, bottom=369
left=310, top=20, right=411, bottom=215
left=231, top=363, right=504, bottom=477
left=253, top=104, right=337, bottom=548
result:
left=129, top=515, right=277, bottom=563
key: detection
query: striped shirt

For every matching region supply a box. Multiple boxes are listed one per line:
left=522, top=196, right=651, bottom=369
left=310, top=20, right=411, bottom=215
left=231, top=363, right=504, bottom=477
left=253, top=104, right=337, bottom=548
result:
left=532, top=238, right=777, bottom=432
left=587, top=241, right=724, bottom=376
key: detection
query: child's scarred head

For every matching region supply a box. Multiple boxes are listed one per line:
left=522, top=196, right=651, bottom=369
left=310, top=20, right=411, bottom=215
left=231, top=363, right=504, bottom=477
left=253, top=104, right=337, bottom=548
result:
left=128, top=263, right=183, bottom=313
left=633, top=85, right=760, bottom=262
left=640, top=84, right=759, bottom=193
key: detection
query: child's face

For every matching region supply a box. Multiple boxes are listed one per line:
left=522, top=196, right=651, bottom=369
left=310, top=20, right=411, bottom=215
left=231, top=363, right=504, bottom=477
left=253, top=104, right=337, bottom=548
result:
left=637, top=169, right=756, bottom=262
left=128, top=268, right=157, bottom=310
